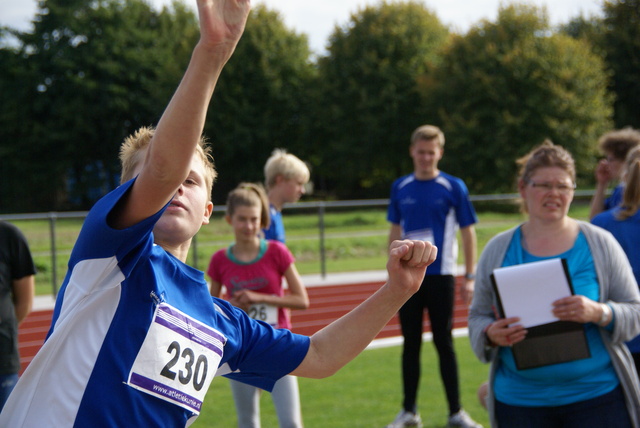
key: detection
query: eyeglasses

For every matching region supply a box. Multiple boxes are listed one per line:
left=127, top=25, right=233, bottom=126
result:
left=528, top=180, right=576, bottom=194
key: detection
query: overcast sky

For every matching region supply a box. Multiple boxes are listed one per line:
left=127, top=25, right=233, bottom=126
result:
left=0, top=0, right=603, bottom=54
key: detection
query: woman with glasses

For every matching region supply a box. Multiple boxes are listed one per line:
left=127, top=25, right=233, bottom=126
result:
left=468, top=140, right=640, bottom=427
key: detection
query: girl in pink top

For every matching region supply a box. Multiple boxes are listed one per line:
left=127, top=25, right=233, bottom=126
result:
left=207, top=182, right=309, bottom=428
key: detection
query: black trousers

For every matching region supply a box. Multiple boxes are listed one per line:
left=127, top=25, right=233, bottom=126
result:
left=399, top=274, right=460, bottom=415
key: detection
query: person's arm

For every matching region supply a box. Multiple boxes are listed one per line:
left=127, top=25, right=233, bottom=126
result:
left=111, top=0, right=251, bottom=229
left=12, top=275, right=35, bottom=325
left=210, top=279, right=224, bottom=298
left=388, top=223, right=402, bottom=247
left=234, top=264, right=310, bottom=310
left=291, top=240, right=437, bottom=378
left=589, top=159, right=612, bottom=219
left=459, top=225, right=477, bottom=304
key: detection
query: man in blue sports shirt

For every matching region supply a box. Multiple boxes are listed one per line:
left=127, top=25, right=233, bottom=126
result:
left=386, top=125, right=482, bottom=428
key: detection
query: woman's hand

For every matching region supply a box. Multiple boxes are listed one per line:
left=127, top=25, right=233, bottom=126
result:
left=552, top=295, right=603, bottom=324
left=485, top=317, right=527, bottom=347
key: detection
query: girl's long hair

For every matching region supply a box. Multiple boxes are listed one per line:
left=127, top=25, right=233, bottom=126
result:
left=617, top=146, right=640, bottom=220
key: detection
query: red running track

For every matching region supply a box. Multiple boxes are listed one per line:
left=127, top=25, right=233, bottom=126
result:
left=18, top=277, right=470, bottom=375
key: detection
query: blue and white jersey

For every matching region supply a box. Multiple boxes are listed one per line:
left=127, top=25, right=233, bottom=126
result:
left=263, top=204, right=286, bottom=243
left=0, top=179, right=309, bottom=428
left=387, top=172, right=477, bottom=275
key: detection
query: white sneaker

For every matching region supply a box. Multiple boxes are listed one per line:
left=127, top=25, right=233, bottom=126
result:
left=448, top=409, right=483, bottom=428
left=385, top=410, right=423, bottom=427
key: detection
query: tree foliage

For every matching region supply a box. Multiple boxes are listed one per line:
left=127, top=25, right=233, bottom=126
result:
left=313, top=1, right=449, bottom=199
left=424, top=4, right=613, bottom=194
left=602, top=0, right=640, bottom=128
left=0, top=0, right=199, bottom=211
left=205, top=5, right=316, bottom=203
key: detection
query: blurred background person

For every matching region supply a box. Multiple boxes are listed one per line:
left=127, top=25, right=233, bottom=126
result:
left=469, top=140, right=640, bottom=428
left=386, top=124, right=480, bottom=428
left=592, top=145, right=640, bottom=376
left=589, top=128, right=640, bottom=219
left=207, top=183, right=309, bottom=428
left=263, top=149, right=310, bottom=243
left=0, top=221, right=35, bottom=410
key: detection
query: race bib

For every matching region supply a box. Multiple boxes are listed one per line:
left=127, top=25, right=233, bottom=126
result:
left=405, top=228, right=435, bottom=244
left=127, top=303, right=226, bottom=414
left=248, top=303, right=278, bottom=327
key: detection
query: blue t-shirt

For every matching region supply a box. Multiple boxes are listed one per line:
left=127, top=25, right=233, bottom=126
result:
left=604, top=183, right=624, bottom=210
left=387, top=172, right=477, bottom=275
left=494, top=228, right=618, bottom=407
left=263, top=204, right=286, bottom=243
left=0, top=179, right=309, bottom=428
left=592, top=207, right=640, bottom=352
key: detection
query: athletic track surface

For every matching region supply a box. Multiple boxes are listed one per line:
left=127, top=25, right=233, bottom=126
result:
left=18, top=273, right=471, bottom=375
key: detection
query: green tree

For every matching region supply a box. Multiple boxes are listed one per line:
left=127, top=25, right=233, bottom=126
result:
left=0, top=0, right=199, bottom=212
left=205, top=5, right=316, bottom=203
left=602, top=0, right=640, bottom=128
left=425, top=4, right=613, bottom=194
left=314, top=1, right=449, bottom=199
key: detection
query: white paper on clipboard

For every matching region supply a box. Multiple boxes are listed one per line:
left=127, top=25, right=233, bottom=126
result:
left=492, top=258, right=572, bottom=328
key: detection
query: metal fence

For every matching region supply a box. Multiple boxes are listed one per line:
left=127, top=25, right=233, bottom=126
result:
left=0, top=190, right=596, bottom=295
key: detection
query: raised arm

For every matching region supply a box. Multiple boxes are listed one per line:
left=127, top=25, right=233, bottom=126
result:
left=291, top=240, right=437, bottom=379
left=114, top=0, right=251, bottom=229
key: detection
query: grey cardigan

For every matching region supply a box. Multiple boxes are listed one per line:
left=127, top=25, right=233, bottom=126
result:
left=468, top=221, right=640, bottom=428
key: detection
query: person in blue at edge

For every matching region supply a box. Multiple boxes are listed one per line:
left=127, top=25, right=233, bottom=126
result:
left=263, top=149, right=310, bottom=243
left=469, top=140, right=640, bottom=428
left=386, top=124, right=482, bottom=428
left=588, top=128, right=640, bottom=220
left=0, top=1, right=438, bottom=427
left=593, top=144, right=640, bottom=377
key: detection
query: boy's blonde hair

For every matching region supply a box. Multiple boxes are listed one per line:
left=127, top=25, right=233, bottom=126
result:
left=119, top=126, right=217, bottom=197
left=264, top=149, right=310, bottom=190
left=410, top=125, right=445, bottom=148
left=226, top=182, right=270, bottom=230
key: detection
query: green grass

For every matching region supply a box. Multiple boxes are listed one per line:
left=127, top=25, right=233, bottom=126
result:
left=191, top=336, right=490, bottom=428
left=8, top=202, right=590, bottom=296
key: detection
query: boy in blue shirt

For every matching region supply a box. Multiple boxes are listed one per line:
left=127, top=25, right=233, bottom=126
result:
left=0, top=3, right=437, bottom=427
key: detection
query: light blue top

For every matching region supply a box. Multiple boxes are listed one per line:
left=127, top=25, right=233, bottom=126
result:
left=263, top=204, right=286, bottom=243
left=494, top=228, right=619, bottom=406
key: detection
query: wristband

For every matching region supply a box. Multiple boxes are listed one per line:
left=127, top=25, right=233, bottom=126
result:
left=464, top=273, right=475, bottom=280
left=598, top=303, right=611, bottom=326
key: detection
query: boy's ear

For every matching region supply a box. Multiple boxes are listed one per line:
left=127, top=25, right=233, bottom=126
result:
left=275, top=174, right=286, bottom=185
left=202, top=202, right=214, bottom=225
left=225, top=214, right=232, bottom=225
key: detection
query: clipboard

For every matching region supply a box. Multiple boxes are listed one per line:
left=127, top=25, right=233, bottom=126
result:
left=490, top=258, right=590, bottom=370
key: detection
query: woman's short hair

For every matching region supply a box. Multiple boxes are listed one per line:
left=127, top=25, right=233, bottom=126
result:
left=516, top=139, right=576, bottom=184
left=516, top=140, right=576, bottom=213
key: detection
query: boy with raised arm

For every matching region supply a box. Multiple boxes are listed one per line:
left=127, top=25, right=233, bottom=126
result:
left=0, top=1, right=436, bottom=426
